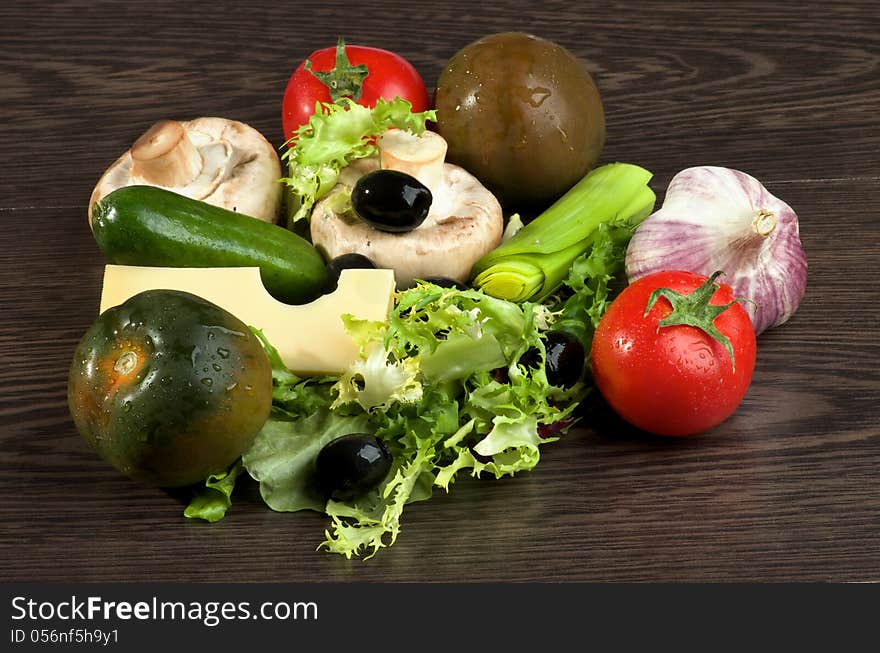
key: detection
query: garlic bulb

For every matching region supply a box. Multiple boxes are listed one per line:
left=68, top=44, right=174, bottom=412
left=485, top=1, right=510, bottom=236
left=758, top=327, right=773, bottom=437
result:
left=625, top=166, right=807, bottom=334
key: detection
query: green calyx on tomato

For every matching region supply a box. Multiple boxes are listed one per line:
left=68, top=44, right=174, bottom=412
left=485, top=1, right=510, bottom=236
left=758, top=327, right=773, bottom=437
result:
left=305, top=37, right=370, bottom=102
left=644, top=270, right=741, bottom=371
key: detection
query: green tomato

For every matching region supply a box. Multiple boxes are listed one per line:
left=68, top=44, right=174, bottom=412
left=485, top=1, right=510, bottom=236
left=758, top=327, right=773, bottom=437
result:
left=434, top=32, right=606, bottom=210
left=68, top=290, right=272, bottom=487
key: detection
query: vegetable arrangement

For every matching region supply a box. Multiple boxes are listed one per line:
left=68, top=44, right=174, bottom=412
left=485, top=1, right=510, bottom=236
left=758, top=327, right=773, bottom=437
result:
left=68, top=32, right=807, bottom=558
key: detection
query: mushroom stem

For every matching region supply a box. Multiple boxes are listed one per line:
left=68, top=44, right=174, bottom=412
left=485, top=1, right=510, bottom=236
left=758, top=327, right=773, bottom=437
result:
left=377, top=129, right=447, bottom=196
left=130, top=119, right=202, bottom=187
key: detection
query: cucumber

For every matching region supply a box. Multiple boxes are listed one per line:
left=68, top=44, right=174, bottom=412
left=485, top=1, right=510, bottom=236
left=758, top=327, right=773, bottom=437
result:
left=91, top=185, right=329, bottom=305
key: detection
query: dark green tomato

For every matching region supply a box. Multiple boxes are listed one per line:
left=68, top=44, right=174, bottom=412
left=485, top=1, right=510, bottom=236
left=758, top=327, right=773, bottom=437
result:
left=324, top=253, right=376, bottom=293
left=544, top=331, right=586, bottom=388
left=435, top=32, right=606, bottom=210
left=67, top=290, right=272, bottom=488
left=351, top=169, right=432, bottom=233
left=315, top=433, right=392, bottom=501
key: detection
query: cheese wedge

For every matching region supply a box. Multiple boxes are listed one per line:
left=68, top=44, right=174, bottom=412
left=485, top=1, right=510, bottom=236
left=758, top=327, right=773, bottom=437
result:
left=99, top=265, right=396, bottom=376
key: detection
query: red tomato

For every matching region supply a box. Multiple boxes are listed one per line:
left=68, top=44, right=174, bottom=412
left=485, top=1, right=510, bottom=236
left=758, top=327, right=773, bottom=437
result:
left=590, top=270, right=756, bottom=437
left=281, top=38, right=430, bottom=141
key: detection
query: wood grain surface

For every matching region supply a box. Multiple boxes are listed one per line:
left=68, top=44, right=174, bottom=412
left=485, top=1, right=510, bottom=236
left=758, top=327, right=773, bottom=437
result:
left=1, top=0, right=878, bottom=582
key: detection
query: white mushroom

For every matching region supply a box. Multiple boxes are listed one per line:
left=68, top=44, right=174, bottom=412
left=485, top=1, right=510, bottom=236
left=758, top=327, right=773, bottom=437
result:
left=309, top=129, right=503, bottom=287
left=88, top=117, right=283, bottom=226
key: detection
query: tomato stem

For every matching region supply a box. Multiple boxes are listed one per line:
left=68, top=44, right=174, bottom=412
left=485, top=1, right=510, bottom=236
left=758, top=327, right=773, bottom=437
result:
left=305, top=37, right=370, bottom=103
left=643, top=270, right=740, bottom=372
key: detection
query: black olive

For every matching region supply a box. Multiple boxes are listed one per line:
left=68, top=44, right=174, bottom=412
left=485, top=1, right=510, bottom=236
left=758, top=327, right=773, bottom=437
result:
left=324, top=253, right=376, bottom=293
left=315, top=433, right=393, bottom=502
left=351, top=169, right=432, bottom=233
left=518, top=346, right=542, bottom=370
left=418, top=276, right=468, bottom=290
left=544, top=331, right=585, bottom=388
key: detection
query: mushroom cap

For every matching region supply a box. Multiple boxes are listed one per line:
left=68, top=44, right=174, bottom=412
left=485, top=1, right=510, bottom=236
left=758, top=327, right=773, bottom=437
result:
left=88, top=117, right=282, bottom=226
left=310, top=157, right=503, bottom=287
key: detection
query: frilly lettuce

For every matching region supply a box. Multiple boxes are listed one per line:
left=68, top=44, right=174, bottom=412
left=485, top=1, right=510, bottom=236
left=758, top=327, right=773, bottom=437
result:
left=331, top=344, right=423, bottom=413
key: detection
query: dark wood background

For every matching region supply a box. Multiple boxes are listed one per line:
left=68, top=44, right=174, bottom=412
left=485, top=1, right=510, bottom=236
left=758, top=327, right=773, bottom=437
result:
left=1, top=0, right=877, bottom=583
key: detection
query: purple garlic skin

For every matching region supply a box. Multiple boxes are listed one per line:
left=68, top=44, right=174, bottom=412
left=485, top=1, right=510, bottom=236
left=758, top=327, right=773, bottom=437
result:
left=625, top=166, right=807, bottom=335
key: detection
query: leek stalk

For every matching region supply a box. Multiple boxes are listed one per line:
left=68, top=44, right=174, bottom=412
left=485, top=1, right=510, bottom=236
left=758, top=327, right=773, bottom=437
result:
left=470, top=163, right=656, bottom=302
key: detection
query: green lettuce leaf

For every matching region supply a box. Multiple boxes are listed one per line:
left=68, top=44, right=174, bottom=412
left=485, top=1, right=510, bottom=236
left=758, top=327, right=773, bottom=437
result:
left=252, top=328, right=337, bottom=417
left=242, top=409, right=371, bottom=513
left=419, top=333, right=506, bottom=382
left=549, top=221, right=633, bottom=352
left=184, top=459, right=244, bottom=523
left=281, top=97, right=436, bottom=225
left=331, top=344, right=423, bottom=413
